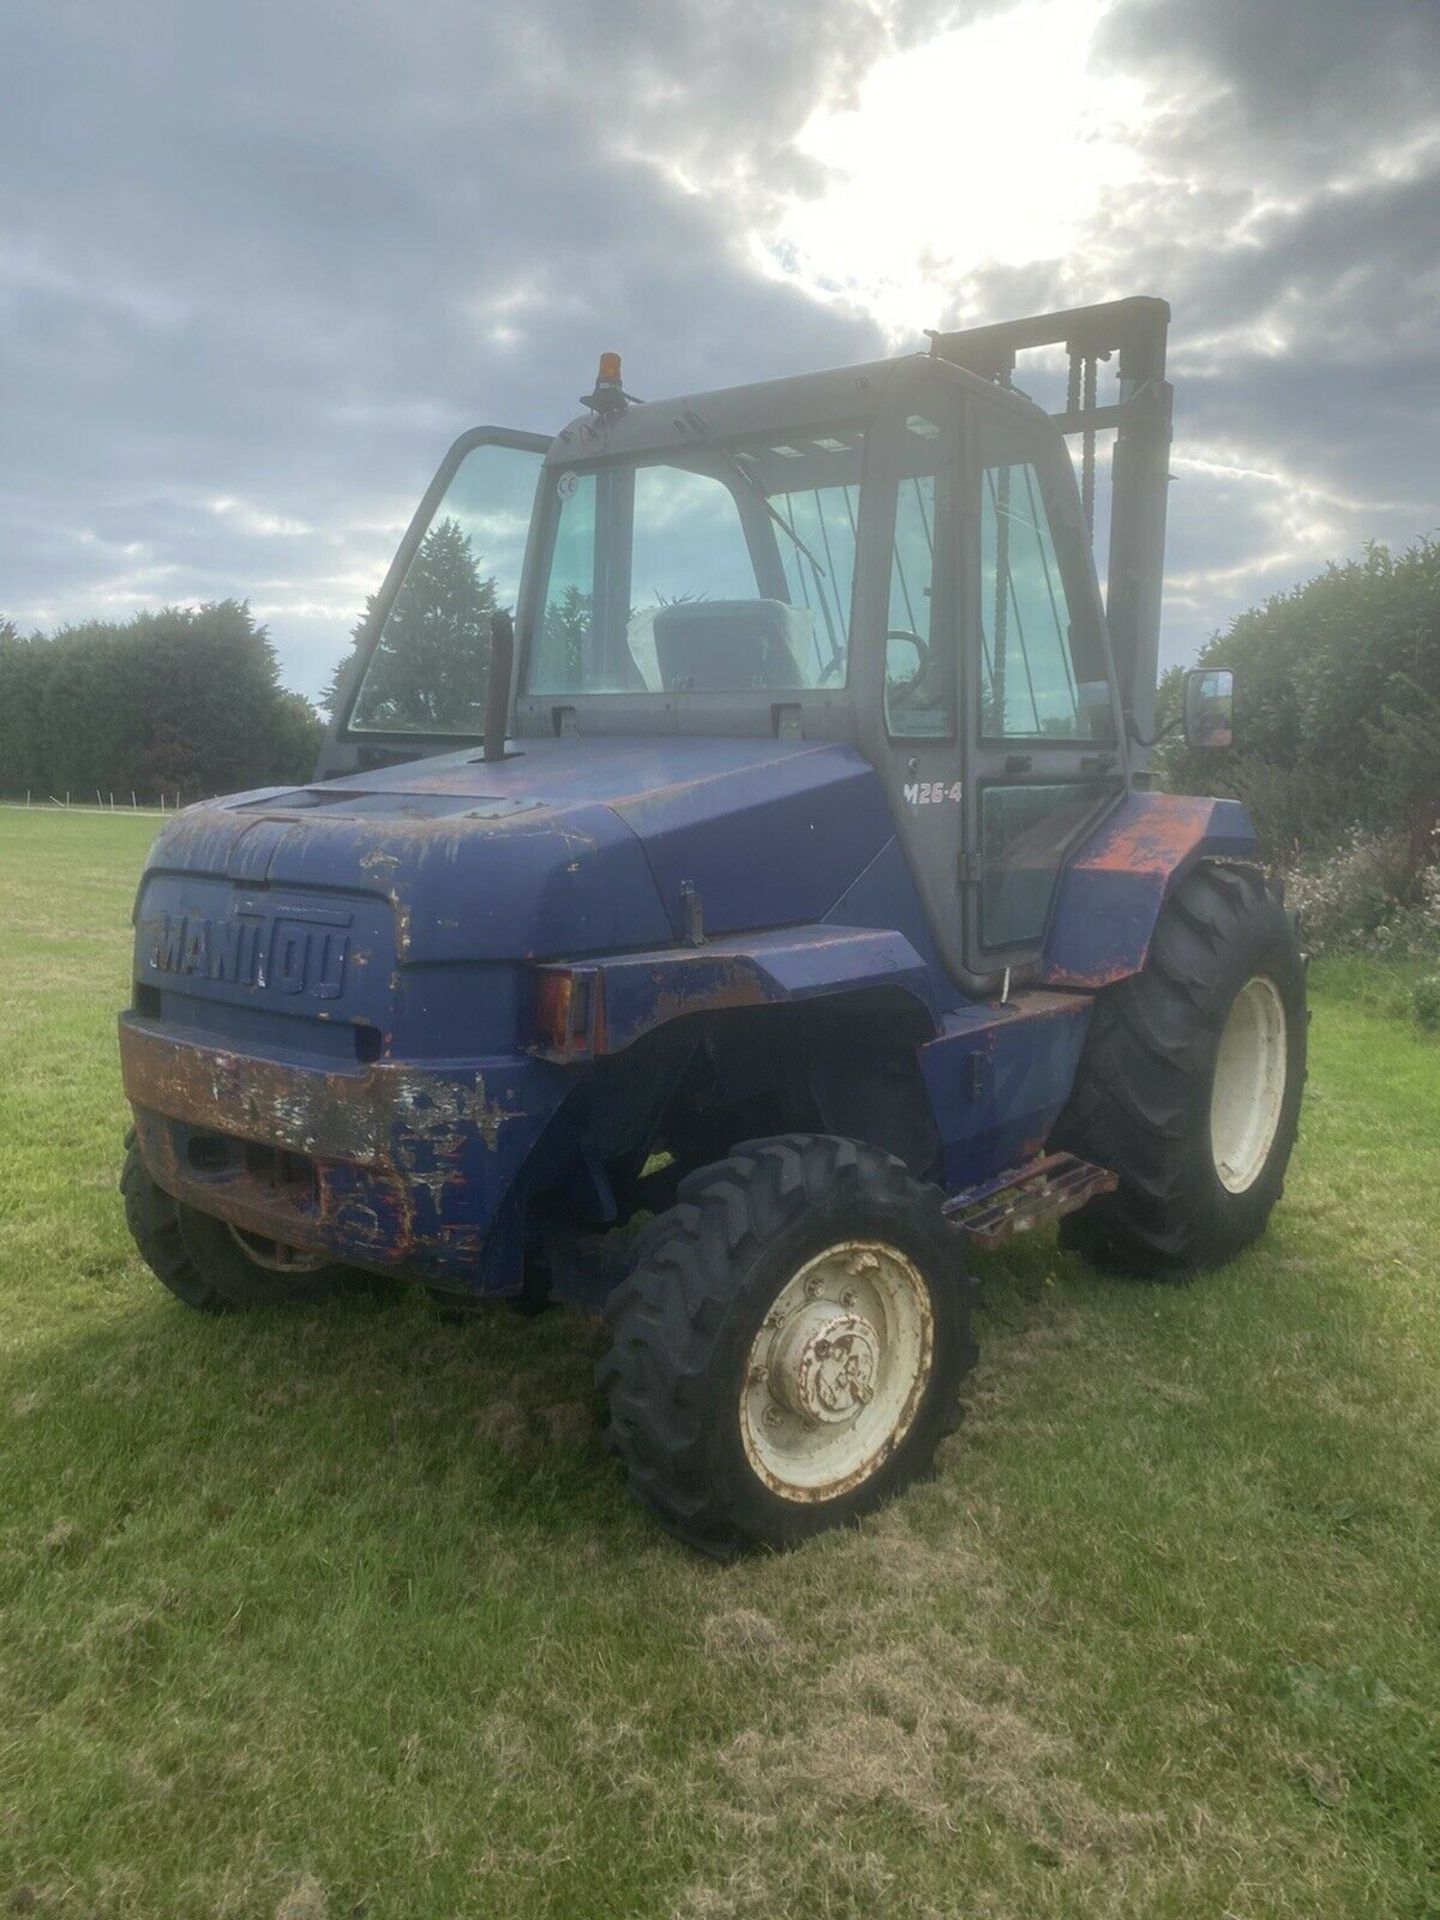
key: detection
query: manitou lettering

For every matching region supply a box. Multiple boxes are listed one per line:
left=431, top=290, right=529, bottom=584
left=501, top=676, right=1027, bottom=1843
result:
left=143, top=908, right=350, bottom=1000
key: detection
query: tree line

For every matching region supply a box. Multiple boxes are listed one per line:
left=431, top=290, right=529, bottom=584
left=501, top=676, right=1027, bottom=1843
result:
left=0, top=602, right=323, bottom=803
left=3, top=527, right=1435, bottom=864
left=1158, top=536, right=1440, bottom=870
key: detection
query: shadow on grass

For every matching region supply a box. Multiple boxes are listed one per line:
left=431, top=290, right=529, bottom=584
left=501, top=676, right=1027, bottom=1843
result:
left=1, top=1222, right=1132, bottom=1637
left=6, top=1171, right=1419, bottom=1606
left=2, top=1272, right=659, bottom=1593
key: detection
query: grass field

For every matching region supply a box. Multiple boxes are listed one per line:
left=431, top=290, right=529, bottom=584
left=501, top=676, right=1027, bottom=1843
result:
left=2, top=810, right=1438, bottom=1920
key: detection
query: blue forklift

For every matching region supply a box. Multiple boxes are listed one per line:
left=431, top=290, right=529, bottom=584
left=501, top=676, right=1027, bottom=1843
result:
left=120, top=298, right=1306, bottom=1554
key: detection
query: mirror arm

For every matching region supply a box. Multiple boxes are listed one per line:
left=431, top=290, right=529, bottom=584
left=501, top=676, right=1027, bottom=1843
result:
left=1125, top=709, right=1184, bottom=750
left=484, top=609, right=515, bottom=763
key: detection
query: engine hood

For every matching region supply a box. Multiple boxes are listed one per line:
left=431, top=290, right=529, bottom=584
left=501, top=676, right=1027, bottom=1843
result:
left=141, top=736, right=894, bottom=966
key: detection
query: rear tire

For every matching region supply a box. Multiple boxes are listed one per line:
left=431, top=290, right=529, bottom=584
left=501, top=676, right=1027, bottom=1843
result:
left=1058, top=863, right=1306, bottom=1275
left=121, top=1134, right=355, bottom=1311
left=598, top=1135, right=977, bottom=1557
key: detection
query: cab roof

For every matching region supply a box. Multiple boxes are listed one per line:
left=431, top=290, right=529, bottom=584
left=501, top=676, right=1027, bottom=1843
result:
left=541, top=351, right=1039, bottom=467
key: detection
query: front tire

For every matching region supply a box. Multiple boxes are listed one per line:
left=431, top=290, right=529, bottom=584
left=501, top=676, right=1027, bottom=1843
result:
left=1058, top=863, right=1306, bottom=1275
left=597, top=1135, right=977, bottom=1556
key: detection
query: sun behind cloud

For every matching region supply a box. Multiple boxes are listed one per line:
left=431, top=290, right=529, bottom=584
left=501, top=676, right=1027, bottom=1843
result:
left=757, top=0, right=1156, bottom=337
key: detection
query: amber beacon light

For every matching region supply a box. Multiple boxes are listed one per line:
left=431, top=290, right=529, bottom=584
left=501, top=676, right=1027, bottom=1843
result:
left=582, top=350, right=629, bottom=415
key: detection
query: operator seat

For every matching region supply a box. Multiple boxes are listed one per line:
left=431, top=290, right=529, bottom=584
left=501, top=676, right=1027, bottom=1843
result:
left=649, top=599, right=807, bottom=692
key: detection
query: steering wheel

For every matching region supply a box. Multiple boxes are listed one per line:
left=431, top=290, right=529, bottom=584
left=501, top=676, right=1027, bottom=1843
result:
left=884, top=629, right=930, bottom=706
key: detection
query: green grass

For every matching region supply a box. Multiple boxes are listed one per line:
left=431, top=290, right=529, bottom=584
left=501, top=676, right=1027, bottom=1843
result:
left=1309, top=951, right=1438, bottom=1026
left=2, top=810, right=1438, bottom=1920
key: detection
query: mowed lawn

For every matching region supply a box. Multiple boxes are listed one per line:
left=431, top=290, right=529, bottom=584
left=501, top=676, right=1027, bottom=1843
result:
left=2, top=809, right=1438, bottom=1920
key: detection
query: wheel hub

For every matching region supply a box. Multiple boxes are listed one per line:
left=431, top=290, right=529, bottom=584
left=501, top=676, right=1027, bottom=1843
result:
left=770, top=1303, right=880, bottom=1423
left=740, top=1239, right=935, bottom=1502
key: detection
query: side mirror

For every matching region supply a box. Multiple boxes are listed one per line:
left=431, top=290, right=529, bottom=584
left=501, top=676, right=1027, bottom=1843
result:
left=1183, top=667, right=1234, bottom=750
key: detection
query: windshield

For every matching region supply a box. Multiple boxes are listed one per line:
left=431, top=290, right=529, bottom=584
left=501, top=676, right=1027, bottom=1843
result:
left=526, top=427, right=864, bottom=696
left=350, top=439, right=544, bottom=735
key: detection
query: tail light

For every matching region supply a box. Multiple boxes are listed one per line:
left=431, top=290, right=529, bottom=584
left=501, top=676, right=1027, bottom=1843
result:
left=530, top=965, right=605, bottom=1061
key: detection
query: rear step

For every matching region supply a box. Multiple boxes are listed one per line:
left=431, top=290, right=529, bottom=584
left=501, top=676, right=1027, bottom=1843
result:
left=942, top=1152, right=1117, bottom=1251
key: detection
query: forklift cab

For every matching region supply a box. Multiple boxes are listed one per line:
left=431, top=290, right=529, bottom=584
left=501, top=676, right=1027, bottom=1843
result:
left=323, top=305, right=1174, bottom=996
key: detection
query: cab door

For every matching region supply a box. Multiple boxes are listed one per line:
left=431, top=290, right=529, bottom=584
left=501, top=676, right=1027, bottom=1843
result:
left=315, top=426, right=550, bottom=779
left=959, top=414, right=1124, bottom=981
left=862, top=382, right=970, bottom=975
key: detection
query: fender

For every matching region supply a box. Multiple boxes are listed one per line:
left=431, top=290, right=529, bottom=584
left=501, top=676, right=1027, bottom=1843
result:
left=1040, top=791, right=1257, bottom=991
left=528, top=924, right=939, bottom=1061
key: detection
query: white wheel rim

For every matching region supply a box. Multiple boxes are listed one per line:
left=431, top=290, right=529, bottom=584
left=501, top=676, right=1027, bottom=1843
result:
left=227, top=1224, right=331, bottom=1273
left=739, top=1239, right=934, bottom=1503
left=1209, top=974, right=1288, bottom=1195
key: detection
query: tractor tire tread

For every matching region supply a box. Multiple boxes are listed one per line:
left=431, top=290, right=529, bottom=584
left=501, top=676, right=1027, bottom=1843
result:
left=121, top=1137, right=234, bottom=1313
left=1057, top=861, right=1305, bottom=1277
left=598, top=1134, right=975, bottom=1557
left=121, top=1135, right=361, bottom=1311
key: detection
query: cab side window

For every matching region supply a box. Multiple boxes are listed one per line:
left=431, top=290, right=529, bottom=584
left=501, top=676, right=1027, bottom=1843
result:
left=884, top=416, right=956, bottom=739
left=979, top=462, right=1112, bottom=740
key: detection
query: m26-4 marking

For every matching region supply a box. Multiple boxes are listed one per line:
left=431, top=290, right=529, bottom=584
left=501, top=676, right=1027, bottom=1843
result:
left=141, top=904, right=352, bottom=1000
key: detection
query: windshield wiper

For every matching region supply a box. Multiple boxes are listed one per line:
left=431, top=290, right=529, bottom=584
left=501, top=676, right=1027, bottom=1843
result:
left=680, top=410, right=828, bottom=578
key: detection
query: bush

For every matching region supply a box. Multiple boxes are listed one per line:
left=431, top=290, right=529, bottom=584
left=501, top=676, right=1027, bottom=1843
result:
left=1158, top=538, right=1440, bottom=865
left=1284, top=828, right=1440, bottom=959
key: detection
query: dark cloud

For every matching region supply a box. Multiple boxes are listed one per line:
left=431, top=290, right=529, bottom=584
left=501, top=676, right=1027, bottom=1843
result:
left=2, top=0, right=1437, bottom=692
left=1096, top=0, right=1439, bottom=167
left=940, top=0, right=1440, bottom=656
left=4, top=0, right=952, bottom=686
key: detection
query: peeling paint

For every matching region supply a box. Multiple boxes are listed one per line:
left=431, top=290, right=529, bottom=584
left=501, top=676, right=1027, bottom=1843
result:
left=119, top=1015, right=564, bottom=1283
left=1041, top=793, right=1257, bottom=991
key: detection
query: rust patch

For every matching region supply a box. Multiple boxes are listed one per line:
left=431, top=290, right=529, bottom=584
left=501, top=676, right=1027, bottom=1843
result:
left=1069, top=794, right=1215, bottom=876
left=648, top=962, right=772, bottom=1028
left=120, top=1017, right=523, bottom=1267
left=392, top=896, right=413, bottom=960
left=123, top=1023, right=382, bottom=1161
left=121, top=1021, right=519, bottom=1162
left=526, top=950, right=777, bottom=1062
left=942, top=1152, right=1117, bottom=1248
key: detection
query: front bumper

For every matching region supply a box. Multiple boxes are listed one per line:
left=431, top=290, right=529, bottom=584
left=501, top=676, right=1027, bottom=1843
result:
left=119, top=1014, right=572, bottom=1290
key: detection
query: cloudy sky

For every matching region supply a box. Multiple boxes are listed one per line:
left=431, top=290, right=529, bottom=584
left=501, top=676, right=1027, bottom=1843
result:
left=5, top=0, right=1439, bottom=702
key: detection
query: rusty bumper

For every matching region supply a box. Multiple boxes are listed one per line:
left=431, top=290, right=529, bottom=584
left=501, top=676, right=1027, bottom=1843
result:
left=119, top=1014, right=570, bottom=1288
